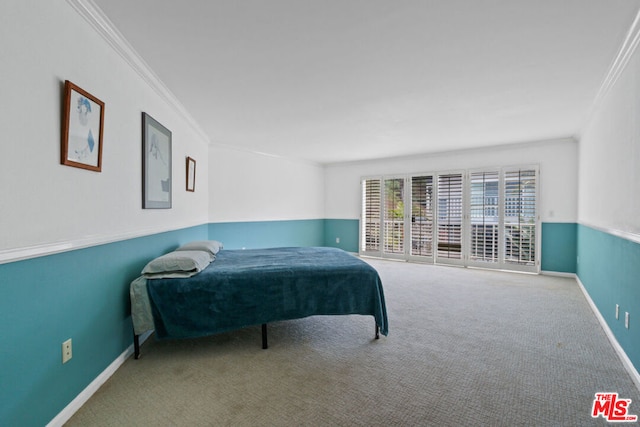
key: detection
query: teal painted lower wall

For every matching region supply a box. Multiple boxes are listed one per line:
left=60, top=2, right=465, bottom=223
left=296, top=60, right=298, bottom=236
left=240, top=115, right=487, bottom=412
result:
left=208, top=219, right=325, bottom=249
left=207, top=219, right=359, bottom=252
left=576, top=224, right=640, bottom=373
left=323, top=219, right=359, bottom=252
left=541, top=222, right=577, bottom=273
left=0, top=225, right=208, bottom=426
left=7, top=219, right=622, bottom=425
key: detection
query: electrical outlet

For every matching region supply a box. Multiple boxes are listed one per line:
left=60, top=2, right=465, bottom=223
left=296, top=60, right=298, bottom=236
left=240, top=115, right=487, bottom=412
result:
left=625, top=312, right=630, bottom=329
left=62, top=339, right=72, bottom=364
left=616, top=304, right=619, bottom=320
left=336, top=237, right=340, bottom=244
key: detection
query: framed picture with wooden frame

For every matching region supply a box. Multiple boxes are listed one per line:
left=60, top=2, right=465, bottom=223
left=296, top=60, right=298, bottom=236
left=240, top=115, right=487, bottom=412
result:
left=61, top=80, right=105, bottom=172
left=186, top=156, right=196, bottom=192
left=142, top=112, right=172, bottom=209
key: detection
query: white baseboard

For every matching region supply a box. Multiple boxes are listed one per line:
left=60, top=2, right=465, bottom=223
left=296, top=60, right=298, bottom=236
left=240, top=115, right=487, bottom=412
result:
left=575, top=277, right=640, bottom=391
left=46, top=330, right=153, bottom=427
left=541, top=270, right=577, bottom=278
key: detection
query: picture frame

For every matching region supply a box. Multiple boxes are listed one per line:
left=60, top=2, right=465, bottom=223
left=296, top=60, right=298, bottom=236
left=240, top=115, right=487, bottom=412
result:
left=61, top=80, right=104, bottom=172
left=186, top=156, right=196, bottom=192
left=142, top=112, right=172, bottom=209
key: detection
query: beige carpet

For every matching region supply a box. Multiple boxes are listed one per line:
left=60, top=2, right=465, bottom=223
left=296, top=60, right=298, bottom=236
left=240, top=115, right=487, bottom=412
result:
left=66, top=259, right=640, bottom=426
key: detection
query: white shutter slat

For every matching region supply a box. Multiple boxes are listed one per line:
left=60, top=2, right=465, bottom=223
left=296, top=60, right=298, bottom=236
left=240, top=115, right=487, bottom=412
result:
left=383, top=178, right=405, bottom=254
left=411, top=175, right=434, bottom=257
left=437, top=173, right=463, bottom=260
left=504, top=169, right=537, bottom=266
left=469, top=171, right=499, bottom=263
left=362, top=179, right=381, bottom=252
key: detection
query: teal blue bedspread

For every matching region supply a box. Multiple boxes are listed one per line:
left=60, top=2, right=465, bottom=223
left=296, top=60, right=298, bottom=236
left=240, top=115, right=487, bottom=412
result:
left=147, top=247, right=388, bottom=339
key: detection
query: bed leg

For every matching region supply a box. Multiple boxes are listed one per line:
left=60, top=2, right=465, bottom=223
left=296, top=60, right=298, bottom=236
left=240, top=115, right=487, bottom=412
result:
left=262, top=323, right=268, bottom=349
left=375, top=324, right=380, bottom=340
left=134, top=333, right=140, bottom=359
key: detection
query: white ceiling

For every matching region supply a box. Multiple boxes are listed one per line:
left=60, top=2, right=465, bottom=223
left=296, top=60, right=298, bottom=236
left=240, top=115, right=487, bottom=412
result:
left=92, top=0, right=640, bottom=164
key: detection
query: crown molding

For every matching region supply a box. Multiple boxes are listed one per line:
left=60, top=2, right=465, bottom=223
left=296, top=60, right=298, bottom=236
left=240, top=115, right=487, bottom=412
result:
left=325, top=136, right=576, bottom=167
left=577, top=8, right=640, bottom=139
left=209, top=140, right=324, bottom=168
left=66, top=0, right=211, bottom=146
left=597, top=9, right=640, bottom=102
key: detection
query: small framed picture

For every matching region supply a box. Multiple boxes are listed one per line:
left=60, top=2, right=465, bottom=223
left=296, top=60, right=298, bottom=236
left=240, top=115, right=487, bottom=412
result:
left=186, top=156, right=196, bottom=192
left=142, top=112, right=172, bottom=209
left=61, top=80, right=104, bottom=172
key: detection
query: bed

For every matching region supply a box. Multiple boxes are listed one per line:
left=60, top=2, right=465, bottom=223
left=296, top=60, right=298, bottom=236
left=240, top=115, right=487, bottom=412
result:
left=130, top=245, right=388, bottom=358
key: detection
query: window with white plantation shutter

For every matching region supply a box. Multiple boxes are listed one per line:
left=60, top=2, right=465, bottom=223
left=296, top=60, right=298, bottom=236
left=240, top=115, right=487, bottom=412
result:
left=361, top=178, right=381, bottom=253
left=504, top=169, right=537, bottom=266
left=437, top=173, right=463, bottom=260
left=383, top=178, right=405, bottom=254
left=410, top=175, right=434, bottom=258
left=469, top=171, right=499, bottom=263
left=360, top=166, right=538, bottom=273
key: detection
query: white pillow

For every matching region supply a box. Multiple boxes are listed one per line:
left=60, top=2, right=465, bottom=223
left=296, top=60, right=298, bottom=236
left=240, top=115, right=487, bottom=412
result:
left=175, top=240, right=223, bottom=256
left=142, top=250, right=213, bottom=279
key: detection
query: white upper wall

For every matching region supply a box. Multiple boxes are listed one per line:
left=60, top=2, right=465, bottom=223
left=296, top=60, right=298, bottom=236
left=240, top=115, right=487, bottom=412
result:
left=578, top=30, right=640, bottom=236
left=208, top=146, right=325, bottom=223
left=324, top=139, right=578, bottom=222
left=0, top=1, right=209, bottom=258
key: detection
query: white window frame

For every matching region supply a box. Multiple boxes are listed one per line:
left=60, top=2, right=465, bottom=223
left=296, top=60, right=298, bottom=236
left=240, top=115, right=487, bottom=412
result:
left=360, top=176, right=383, bottom=258
left=434, top=170, right=466, bottom=267
left=359, top=165, right=540, bottom=273
left=500, top=165, right=540, bottom=273
left=407, top=173, right=436, bottom=263
left=381, top=175, right=408, bottom=260
left=466, top=168, right=502, bottom=269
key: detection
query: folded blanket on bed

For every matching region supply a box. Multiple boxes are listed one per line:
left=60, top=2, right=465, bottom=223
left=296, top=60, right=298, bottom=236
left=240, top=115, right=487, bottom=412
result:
left=145, top=246, right=388, bottom=339
left=130, top=276, right=154, bottom=335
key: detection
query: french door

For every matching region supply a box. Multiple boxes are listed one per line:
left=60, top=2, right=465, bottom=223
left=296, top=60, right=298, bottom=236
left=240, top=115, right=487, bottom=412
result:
left=361, top=174, right=435, bottom=262
left=360, top=166, right=539, bottom=273
left=409, top=175, right=435, bottom=260
left=503, top=168, right=538, bottom=271
left=382, top=177, right=406, bottom=259
left=436, top=172, right=464, bottom=265
left=468, top=170, right=500, bottom=267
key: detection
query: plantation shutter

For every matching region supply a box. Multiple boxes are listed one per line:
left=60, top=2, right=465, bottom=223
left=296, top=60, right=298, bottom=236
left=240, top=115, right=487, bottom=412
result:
left=410, top=175, right=434, bottom=258
left=437, top=173, right=463, bottom=260
left=469, top=171, right=499, bottom=263
left=383, top=177, right=405, bottom=254
left=361, top=178, right=381, bottom=253
left=504, top=169, right=537, bottom=266
left=360, top=166, right=538, bottom=273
